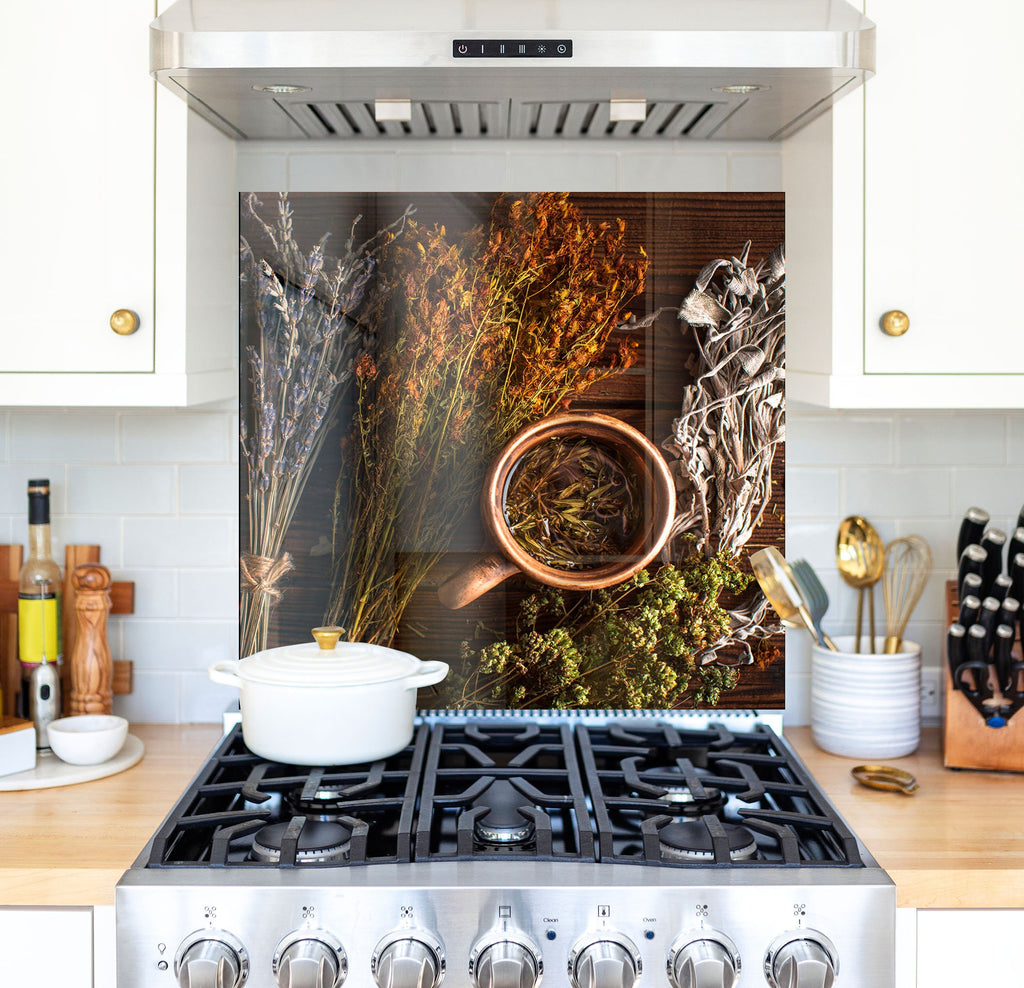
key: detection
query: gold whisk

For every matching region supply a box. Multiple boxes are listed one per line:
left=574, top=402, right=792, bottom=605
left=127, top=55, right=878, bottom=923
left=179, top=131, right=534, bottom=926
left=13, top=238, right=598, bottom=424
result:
left=882, top=535, right=933, bottom=654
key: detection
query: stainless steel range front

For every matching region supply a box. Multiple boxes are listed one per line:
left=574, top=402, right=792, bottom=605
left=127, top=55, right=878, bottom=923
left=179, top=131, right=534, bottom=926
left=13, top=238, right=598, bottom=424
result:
left=116, top=715, right=895, bottom=987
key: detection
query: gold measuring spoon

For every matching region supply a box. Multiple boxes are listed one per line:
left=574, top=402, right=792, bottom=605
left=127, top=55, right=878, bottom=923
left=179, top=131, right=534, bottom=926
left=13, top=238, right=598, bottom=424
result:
left=750, top=547, right=838, bottom=651
left=851, top=764, right=919, bottom=795
left=836, top=516, right=886, bottom=653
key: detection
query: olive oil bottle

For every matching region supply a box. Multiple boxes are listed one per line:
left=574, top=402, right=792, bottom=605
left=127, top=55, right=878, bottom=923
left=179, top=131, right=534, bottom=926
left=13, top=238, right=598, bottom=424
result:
left=18, top=479, right=62, bottom=723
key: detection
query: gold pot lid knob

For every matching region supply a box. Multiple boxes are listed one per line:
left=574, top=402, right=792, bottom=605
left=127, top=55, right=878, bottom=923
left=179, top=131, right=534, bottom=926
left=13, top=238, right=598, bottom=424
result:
left=880, top=310, right=910, bottom=337
left=109, top=308, right=140, bottom=336
left=311, top=626, right=345, bottom=650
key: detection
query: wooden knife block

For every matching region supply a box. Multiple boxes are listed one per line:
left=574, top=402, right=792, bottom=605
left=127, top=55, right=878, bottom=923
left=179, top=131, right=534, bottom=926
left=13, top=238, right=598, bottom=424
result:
left=0, top=544, right=134, bottom=718
left=943, top=580, right=1024, bottom=772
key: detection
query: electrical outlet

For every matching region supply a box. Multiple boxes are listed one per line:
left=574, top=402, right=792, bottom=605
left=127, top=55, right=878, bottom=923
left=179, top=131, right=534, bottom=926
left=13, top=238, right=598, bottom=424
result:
left=920, top=667, right=942, bottom=720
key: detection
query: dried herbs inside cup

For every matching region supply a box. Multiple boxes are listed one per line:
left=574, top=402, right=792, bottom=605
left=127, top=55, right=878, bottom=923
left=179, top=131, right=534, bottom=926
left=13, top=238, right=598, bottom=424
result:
left=503, top=437, right=642, bottom=569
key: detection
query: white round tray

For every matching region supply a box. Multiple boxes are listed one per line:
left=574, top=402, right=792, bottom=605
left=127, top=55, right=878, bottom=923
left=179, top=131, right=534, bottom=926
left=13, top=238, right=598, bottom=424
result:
left=0, top=733, right=144, bottom=791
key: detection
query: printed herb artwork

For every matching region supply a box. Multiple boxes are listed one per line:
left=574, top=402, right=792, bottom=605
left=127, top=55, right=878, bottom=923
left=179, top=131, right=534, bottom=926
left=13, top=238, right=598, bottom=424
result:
left=237, top=193, right=411, bottom=657
left=322, top=192, right=647, bottom=646
left=239, top=192, right=787, bottom=709
left=503, top=437, right=642, bottom=570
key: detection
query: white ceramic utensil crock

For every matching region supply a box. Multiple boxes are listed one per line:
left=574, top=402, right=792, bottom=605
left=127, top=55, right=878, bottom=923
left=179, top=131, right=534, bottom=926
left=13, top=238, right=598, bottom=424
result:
left=209, top=627, right=448, bottom=765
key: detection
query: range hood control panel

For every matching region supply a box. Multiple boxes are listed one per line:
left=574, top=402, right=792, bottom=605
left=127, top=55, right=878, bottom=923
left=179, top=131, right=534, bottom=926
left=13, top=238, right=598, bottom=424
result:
left=452, top=40, right=573, bottom=58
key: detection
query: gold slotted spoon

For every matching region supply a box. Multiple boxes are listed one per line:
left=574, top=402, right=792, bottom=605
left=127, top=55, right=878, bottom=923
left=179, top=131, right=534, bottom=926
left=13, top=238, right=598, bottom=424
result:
left=836, top=516, right=885, bottom=653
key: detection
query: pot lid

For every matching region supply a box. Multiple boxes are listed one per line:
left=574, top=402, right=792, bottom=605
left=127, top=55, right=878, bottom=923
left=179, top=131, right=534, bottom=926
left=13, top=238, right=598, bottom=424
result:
left=238, top=630, right=425, bottom=687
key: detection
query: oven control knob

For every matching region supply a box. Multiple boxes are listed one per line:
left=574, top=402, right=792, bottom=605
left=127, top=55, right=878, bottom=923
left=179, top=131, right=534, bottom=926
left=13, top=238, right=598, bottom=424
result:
left=274, top=932, right=347, bottom=988
left=175, top=930, right=249, bottom=988
left=668, top=932, right=740, bottom=988
left=372, top=932, right=445, bottom=988
left=568, top=934, right=642, bottom=988
left=764, top=931, right=839, bottom=988
left=470, top=935, right=543, bottom=988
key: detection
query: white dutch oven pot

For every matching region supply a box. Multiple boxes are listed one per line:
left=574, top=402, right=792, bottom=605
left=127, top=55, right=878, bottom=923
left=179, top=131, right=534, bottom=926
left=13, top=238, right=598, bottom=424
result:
left=209, top=627, right=449, bottom=765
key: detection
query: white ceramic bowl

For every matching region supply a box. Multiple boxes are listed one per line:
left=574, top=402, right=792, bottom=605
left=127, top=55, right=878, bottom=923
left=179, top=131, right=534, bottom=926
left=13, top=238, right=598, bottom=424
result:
left=47, top=715, right=129, bottom=765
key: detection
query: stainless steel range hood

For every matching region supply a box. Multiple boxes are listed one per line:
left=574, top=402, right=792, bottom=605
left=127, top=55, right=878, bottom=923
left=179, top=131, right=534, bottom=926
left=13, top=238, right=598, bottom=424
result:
left=151, top=0, right=874, bottom=142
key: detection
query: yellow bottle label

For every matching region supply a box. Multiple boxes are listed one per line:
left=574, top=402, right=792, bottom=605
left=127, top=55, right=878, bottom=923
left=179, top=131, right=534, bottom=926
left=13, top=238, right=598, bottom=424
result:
left=18, top=595, right=61, bottom=666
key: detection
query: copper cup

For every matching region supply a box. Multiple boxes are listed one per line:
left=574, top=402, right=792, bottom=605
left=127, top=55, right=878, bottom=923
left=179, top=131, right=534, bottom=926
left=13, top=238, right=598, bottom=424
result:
left=437, top=412, right=676, bottom=609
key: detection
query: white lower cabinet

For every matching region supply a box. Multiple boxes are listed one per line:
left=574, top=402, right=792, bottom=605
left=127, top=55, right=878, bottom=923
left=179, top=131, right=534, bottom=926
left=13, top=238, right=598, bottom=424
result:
left=0, top=906, right=94, bottom=987
left=916, top=910, right=1023, bottom=986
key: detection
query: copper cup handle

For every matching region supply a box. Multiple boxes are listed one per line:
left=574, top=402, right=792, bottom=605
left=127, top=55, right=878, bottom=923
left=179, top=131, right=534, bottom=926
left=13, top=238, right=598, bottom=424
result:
left=437, top=553, right=521, bottom=610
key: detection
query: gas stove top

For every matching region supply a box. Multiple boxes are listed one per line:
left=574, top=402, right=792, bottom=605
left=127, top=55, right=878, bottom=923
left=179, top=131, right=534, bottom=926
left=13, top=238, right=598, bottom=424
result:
left=117, top=715, right=895, bottom=988
left=141, top=719, right=864, bottom=871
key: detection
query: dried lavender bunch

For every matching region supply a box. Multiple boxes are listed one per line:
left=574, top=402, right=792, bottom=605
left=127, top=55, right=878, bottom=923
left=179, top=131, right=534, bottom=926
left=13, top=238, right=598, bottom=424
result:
left=662, top=242, right=786, bottom=665
left=239, top=193, right=411, bottom=657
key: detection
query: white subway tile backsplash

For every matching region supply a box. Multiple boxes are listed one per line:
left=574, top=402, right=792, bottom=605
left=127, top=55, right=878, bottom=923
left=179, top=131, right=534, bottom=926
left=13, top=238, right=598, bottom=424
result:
left=397, top=153, right=508, bottom=191
left=728, top=153, right=783, bottom=191
left=179, top=671, right=240, bottom=723
left=288, top=152, right=398, bottom=191
left=236, top=153, right=289, bottom=191
left=898, top=414, right=1006, bottom=466
left=950, top=468, right=1024, bottom=524
left=784, top=468, right=840, bottom=517
left=69, top=465, right=176, bottom=516
left=785, top=521, right=841, bottom=570
left=0, top=464, right=67, bottom=514
left=124, top=517, right=234, bottom=568
left=113, top=670, right=181, bottom=724
left=787, top=415, right=893, bottom=467
left=122, top=619, right=236, bottom=671
left=843, top=468, right=951, bottom=518
left=181, top=465, right=238, bottom=515
left=117, top=568, right=179, bottom=619
left=617, top=152, right=728, bottom=191
left=50, top=517, right=124, bottom=567
left=1008, top=417, right=1024, bottom=465
left=120, top=412, right=230, bottom=463
left=10, top=412, right=117, bottom=463
left=508, top=152, right=618, bottom=190
left=178, top=569, right=237, bottom=620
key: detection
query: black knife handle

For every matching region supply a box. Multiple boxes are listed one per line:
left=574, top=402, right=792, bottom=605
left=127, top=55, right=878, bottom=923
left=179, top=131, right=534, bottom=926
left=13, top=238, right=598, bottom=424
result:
left=960, top=572, right=984, bottom=603
left=957, top=506, right=990, bottom=562
left=963, top=624, right=993, bottom=698
left=947, top=623, right=967, bottom=688
left=958, top=545, right=988, bottom=598
left=994, top=624, right=1016, bottom=695
left=1017, top=504, right=1024, bottom=535
left=978, top=596, right=1002, bottom=649
left=1011, top=553, right=1024, bottom=605
left=1008, top=527, right=1024, bottom=570
left=958, top=594, right=982, bottom=628
left=998, top=596, right=1020, bottom=631
left=980, top=529, right=1008, bottom=589
left=990, top=574, right=1014, bottom=604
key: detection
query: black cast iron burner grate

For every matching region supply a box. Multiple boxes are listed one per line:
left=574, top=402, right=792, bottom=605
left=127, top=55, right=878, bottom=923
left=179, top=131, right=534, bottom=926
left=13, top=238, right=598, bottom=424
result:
left=143, top=719, right=863, bottom=870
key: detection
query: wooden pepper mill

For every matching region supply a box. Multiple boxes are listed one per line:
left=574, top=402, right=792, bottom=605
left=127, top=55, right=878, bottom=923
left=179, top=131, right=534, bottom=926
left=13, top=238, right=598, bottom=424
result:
left=69, top=564, right=113, bottom=715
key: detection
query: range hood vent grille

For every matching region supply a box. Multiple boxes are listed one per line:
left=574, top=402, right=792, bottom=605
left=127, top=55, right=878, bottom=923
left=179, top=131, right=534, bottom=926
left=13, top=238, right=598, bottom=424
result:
left=514, top=100, right=734, bottom=139
left=283, top=100, right=505, bottom=139
left=279, top=99, right=736, bottom=140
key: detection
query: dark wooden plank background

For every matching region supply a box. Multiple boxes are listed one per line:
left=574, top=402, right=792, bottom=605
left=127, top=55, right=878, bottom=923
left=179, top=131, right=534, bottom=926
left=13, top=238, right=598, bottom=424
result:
left=240, top=191, right=785, bottom=710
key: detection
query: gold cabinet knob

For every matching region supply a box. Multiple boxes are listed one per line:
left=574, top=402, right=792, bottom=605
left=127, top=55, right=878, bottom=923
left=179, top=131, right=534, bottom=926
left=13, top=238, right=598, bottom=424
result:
left=109, top=309, right=140, bottom=336
left=880, top=310, right=910, bottom=337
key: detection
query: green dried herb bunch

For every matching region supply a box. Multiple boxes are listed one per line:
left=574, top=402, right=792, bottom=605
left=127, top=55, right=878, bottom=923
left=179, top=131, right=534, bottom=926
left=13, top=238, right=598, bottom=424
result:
left=447, top=549, right=751, bottom=710
left=238, top=193, right=411, bottom=657
left=324, top=193, right=648, bottom=646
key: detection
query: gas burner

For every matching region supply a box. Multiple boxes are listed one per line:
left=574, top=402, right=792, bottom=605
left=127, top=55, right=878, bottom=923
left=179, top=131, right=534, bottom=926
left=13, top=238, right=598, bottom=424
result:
left=250, top=820, right=352, bottom=864
left=657, top=821, right=757, bottom=863
left=285, top=785, right=354, bottom=820
left=656, top=785, right=727, bottom=818
left=471, top=780, right=536, bottom=845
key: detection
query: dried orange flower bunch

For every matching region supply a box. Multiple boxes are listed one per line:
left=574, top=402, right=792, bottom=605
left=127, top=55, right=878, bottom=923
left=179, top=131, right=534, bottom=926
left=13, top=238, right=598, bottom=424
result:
left=326, top=193, right=647, bottom=646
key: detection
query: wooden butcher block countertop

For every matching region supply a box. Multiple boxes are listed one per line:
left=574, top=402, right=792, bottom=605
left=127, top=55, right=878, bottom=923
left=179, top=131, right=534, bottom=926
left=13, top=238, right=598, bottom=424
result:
left=1, top=725, right=1021, bottom=909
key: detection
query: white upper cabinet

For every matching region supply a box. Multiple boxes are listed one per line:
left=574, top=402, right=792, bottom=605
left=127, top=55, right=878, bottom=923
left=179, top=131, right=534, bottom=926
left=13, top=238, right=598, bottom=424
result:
left=785, top=0, right=1024, bottom=407
left=0, top=0, right=236, bottom=407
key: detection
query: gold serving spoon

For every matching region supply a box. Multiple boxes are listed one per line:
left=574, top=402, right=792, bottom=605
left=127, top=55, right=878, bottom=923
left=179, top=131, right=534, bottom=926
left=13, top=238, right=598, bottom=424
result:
left=836, top=516, right=886, bottom=653
left=750, top=547, right=838, bottom=651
